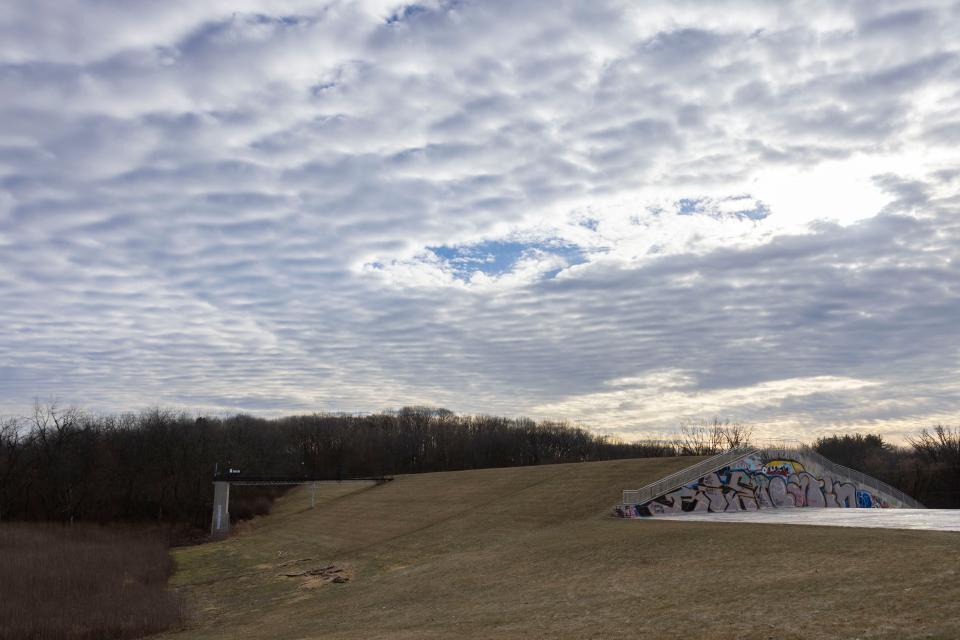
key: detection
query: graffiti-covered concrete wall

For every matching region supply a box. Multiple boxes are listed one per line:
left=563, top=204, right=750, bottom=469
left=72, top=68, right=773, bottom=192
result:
left=617, top=450, right=915, bottom=518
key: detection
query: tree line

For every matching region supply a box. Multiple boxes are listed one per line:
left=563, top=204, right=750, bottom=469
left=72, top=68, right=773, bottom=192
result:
left=0, top=404, right=674, bottom=530
left=1, top=405, right=957, bottom=532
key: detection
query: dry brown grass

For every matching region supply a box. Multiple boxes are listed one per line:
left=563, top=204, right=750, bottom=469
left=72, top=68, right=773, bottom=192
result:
left=0, top=523, right=183, bottom=640
left=166, top=457, right=960, bottom=640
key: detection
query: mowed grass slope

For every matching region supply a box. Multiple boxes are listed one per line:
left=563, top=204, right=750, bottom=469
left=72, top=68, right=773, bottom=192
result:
left=167, top=457, right=960, bottom=640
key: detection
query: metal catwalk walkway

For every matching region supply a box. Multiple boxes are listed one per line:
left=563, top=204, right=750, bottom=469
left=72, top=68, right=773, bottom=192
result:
left=646, top=508, right=960, bottom=532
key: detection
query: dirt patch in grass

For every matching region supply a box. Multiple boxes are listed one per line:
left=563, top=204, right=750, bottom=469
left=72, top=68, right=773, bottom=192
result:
left=277, top=557, right=352, bottom=586
left=0, top=523, right=183, bottom=640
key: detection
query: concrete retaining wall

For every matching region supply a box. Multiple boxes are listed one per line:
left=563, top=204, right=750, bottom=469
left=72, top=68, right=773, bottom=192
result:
left=617, top=449, right=919, bottom=518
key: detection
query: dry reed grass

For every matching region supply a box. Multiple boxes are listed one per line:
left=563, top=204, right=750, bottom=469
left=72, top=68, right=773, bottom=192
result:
left=0, top=523, right=182, bottom=640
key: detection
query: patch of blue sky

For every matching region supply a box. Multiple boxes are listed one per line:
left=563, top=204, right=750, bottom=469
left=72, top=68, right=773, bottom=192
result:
left=674, top=195, right=771, bottom=221
left=385, top=5, right=428, bottom=24
left=736, top=202, right=771, bottom=220
left=676, top=198, right=703, bottom=215
left=385, top=1, right=466, bottom=25
left=428, top=240, right=587, bottom=280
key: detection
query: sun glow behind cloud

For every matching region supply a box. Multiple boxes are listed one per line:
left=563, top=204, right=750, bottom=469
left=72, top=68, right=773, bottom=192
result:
left=532, top=371, right=881, bottom=439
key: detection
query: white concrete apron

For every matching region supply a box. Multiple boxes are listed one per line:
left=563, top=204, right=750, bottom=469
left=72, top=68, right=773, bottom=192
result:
left=648, top=508, right=960, bottom=532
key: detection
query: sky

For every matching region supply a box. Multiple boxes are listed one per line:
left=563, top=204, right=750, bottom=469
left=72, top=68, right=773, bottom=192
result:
left=2, top=0, right=959, bottom=442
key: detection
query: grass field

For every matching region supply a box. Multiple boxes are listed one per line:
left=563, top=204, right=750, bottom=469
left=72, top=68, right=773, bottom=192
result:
left=166, top=457, right=960, bottom=640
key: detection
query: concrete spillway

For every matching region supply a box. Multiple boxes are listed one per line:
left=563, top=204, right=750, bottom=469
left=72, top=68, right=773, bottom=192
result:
left=616, top=446, right=924, bottom=519
left=642, top=508, right=960, bottom=532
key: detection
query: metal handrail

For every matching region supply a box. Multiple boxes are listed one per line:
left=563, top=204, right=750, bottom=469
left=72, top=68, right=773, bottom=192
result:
left=791, top=446, right=924, bottom=509
left=622, top=448, right=757, bottom=506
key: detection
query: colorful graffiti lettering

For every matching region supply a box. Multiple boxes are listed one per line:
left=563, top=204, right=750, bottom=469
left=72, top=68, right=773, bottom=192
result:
left=855, top=490, right=890, bottom=509
left=761, top=459, right=805, bottom=476
left=632, top=455, right=885, bottom=517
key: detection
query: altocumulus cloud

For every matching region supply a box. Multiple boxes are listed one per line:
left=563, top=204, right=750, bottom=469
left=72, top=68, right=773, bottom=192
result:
left=1, top=0, right=959, bottom=441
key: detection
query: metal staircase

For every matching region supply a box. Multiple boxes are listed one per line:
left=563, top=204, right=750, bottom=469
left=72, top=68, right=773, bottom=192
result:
left=621, top=447, right=758, bottom=507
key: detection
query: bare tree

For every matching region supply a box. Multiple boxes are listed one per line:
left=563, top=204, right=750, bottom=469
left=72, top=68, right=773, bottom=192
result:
left=0, top=416, right=22, bottom=521
left=675, top=418, right=753, bottom=455
left=910, top=425, right=960, bottom=466
left=719, top=420, right=754, bottom=450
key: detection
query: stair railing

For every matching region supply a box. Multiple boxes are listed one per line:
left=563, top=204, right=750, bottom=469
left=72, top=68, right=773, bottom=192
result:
left=622, top=447, right=757, bottom=506
left=790, top=445, right=924, bottom=509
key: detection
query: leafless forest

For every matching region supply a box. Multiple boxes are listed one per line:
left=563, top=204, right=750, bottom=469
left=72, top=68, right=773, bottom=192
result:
left=1, top=405, right=958, bottom=532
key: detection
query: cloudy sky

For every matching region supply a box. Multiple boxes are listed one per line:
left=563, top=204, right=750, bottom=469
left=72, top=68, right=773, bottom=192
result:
left=2, top=1, right=959, bottom=441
